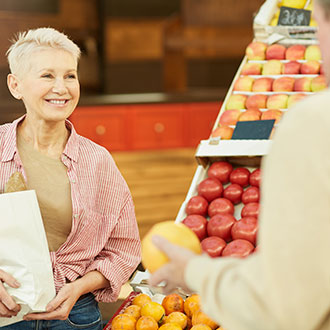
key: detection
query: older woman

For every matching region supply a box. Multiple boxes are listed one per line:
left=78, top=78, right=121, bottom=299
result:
left=0, top=27, right=141, bottom=329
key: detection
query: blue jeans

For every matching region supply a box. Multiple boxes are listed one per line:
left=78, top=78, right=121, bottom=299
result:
left=0, top=293, right=102, bottom=330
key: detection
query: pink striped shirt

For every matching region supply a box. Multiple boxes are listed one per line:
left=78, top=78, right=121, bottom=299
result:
left=0, top=116, right=141, bottom=303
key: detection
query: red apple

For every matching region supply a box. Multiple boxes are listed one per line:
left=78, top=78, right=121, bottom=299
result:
left=241, top=62, right=262, bottom=75
left=223, top=183, right=244, bottom=205
left=282, top=61, right=301, bottom=74
left=245, top=94, right=268, bottom=110
left=208, top=198, right=235, bottom=217
left=238, top=109, right=261, bottom=121
left=294, top=77, right=312, bottom=92
left=285, top=44, right=306, bottom=60
left=266, top=44, right=286, bottom=60
left=207, top=213, right=237, bottom=242
left=261, top=109, right=283, bottom=124
left=262, top=59, right=283, bottom=75
left=252, top=77, right=274, bottom=92
left=242, top=186, right=260, bottom=204
left=222, top=239, right=254, bottom=258
left=249, top=168, right=261, bottom=187
left=208, top=161, right=233, bottom=184
left=182, top=215, right=208, bottom=241
left=233, top=76, right=254, bottom=91
left=211, top=126, right=233, bottom=140
left=241, top=202, right=260, bottom=218
left=198, top=177, right=223, bottom=202
left=225, top=94, right=247, bottom=110
left=229, top=167, right=250, bottom=187
left=300, top=60, right=320, bottom=74
left=245, top=41, right=267, bottom=60
left=201, top=236, right=226, bottom=257
left=266, top=94, right=288, bottom=109
left=272, top=76, right=295, bottom=92
left=219, top=109, right=242, bottom=126
left=231, top=217, right=258, bottom=245
left=186, top=195, right=208, bottom=216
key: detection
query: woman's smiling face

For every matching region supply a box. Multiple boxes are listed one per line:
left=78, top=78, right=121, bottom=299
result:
left=15, top=48, right=80, bottom=124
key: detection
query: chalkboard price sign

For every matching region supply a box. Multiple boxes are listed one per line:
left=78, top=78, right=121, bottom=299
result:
left=277, top=6, right=311, bottom=26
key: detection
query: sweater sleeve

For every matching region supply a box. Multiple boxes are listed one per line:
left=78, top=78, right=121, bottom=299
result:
left=185, top=92, right=330, bottom=330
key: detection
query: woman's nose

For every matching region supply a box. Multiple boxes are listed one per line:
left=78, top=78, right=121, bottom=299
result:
left=52, top=78, right=67, bottom=94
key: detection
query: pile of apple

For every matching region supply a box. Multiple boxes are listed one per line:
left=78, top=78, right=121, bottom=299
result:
left=211, top=41, right=326, bottom=140
left=182, top=161, right=260, bottom=258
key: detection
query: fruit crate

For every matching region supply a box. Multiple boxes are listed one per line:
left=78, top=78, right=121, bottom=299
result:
left=253, top=0, right=318, bottom=43
left=175, top=153, right=262, bottom=224
left=103, top=291, right=139, bottom=330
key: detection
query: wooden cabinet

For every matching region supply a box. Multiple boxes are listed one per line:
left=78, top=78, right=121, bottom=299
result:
left=69, top=105, right=131, bottom=151
left=130, top=104, right=186, bottom=150
left=69, top=102, right=220, bottom=151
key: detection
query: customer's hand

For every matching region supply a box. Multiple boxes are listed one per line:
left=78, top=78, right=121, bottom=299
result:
left=148, top=235, right=196, bottom=294
left=0, top=269, right=21, bottom=318
left=24, top=283, right=80, bottom=321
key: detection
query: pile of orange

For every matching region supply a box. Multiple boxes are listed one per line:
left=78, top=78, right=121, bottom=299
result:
left=111, top=293, right=225, bottom=330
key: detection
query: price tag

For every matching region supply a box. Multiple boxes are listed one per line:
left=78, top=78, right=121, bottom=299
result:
left=277, top=6, right=311, bottom=26
left=231, top=120, right=275, bottom=140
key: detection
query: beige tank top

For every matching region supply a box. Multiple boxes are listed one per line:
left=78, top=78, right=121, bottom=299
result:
left=17, top=134, right=72, bottom=252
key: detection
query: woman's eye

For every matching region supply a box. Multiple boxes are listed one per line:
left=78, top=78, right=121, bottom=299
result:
left=67, top=74, right=76, bottom=79
left=42, top=74, right=52, bottom=78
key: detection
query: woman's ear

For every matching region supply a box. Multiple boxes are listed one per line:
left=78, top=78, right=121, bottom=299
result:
left=7, top=73, right=22, bottom=100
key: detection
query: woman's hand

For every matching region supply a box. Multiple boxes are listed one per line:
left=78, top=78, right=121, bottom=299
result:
left=23, top=282, right=81, bottom=321
left=0, top=269, right=21, bottom=318
left=148, top=235, right=196, bottom=295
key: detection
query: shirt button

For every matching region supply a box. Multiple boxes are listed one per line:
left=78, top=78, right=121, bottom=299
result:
left=71, top=179, right=76, bottom=184
left=74, top=214, right=78, bottom=218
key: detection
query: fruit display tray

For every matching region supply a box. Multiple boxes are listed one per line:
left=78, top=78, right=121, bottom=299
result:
left=253, top=0, right=317, bottom=43
left=103, top=291, right=139, bottom=330
left=175, top=155, right=261, bottom=224
left=210, top=42, right=324, bottom=143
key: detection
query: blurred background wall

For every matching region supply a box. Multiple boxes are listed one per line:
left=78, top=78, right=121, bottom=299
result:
left=0, top=0, right=264, bottom=123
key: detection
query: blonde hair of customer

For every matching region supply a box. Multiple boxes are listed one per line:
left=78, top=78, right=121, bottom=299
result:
left=6, top=27, right=81, bottom=76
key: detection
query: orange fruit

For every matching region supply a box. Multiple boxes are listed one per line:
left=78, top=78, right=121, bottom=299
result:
left=123, top=304, right=141, bottom=320
left=136, top=316, right=159, bottom=330
left=183, top=294, right=201, bottom=319
left=163, top=311, right=187, bottom=329
left=132, top=293, right=152, bottom=308
left=159, top=323, right=182, bottom=330
left=192, top=310, right=218, bottom=330
left=141, top=221, right=202, bottom=273
left=141, top=301, right=166, bottom=323
left=111, top=313, right=136, bottom=330
left=162, top=294, right=184, bottom=315
left=190, top=325, right=212, bottom=330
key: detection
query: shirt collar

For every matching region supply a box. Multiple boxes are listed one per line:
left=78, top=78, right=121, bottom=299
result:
left=1, top=115, right=24, bottom=162
left=63, top=119, right=79, bottom=163
left=0, top=115, right=79, bottom=163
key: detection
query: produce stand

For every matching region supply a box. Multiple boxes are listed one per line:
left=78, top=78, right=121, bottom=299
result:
left=104, top=0, right=323, bottom=328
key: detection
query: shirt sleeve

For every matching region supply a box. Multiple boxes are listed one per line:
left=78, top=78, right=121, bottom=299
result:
left=86, top=193, right=141, bottom=302
left=185, top=93, right=330, bottom=330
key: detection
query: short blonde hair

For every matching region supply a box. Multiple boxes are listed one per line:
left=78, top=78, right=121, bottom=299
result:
left=6, top=27, right=81, bottom=75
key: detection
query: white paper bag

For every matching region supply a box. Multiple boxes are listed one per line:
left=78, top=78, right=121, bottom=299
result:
left=0, top=190, right=56, bottom=326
